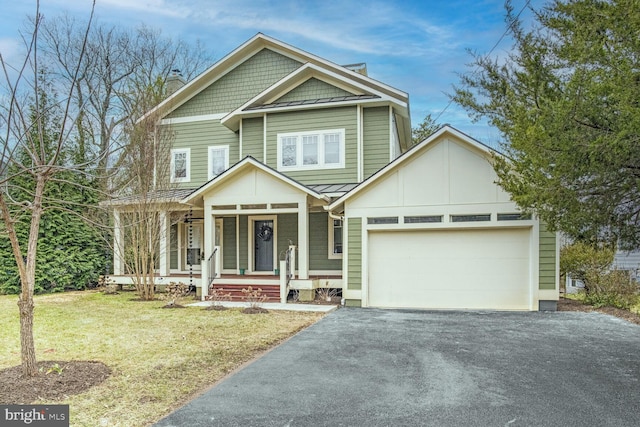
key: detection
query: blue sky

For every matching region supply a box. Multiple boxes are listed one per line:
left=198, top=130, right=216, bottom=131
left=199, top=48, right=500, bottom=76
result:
left=0, top=0, right=545, bottom=144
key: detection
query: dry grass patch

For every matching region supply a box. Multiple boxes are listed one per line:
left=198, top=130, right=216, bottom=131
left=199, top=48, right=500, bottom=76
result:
left=0, top=291, right=325, bottom=426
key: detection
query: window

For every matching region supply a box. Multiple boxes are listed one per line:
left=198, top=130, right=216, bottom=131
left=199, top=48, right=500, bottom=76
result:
left=450, top=214, right=491, bottom=222
left=367, top=217, right=399, bottom=224
left=328, top=218, right=343, bottom=259
left=277, top=129, right=345, bottom=171
left=208, top=145, right=229, bottom=180
left=170, top=148, right=190, bottom=183
left=497, top=213, right=532, bottom=221
left=404, top=215, right=443, bottom=223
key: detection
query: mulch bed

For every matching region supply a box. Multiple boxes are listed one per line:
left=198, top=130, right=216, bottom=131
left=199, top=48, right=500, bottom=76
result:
left=557, top=297, right=640, bottom=326
left=0, top=360, right=111, bottom=404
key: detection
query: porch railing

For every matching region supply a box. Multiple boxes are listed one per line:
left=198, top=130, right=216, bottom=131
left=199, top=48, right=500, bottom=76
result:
left=207, top=247, right=218, bottom=288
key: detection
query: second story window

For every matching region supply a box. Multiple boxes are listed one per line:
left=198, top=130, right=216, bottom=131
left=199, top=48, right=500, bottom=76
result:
left=277, top=129, right=345, bottom=171
left=170, top=148, right=190, bottom=183
left=208, top=145, right=230, bottom=180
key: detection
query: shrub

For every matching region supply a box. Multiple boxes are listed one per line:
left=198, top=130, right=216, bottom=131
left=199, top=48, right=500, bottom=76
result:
left=582, top=269, right=639, bottom=309
left=560, top=242, right=614, bottom=292
left=205, top=285, right=232, bottom=310
left=316, top=287, right=338, bottom=302
left=241, top=286, right=268, bottom=313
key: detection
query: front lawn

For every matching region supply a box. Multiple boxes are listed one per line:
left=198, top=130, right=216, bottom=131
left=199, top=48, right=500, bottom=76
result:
left=0, top=291, right=325, bottom=426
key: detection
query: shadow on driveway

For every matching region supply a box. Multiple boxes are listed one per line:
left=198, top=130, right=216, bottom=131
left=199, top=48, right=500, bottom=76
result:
left=154, top=308, right=640, bottom=427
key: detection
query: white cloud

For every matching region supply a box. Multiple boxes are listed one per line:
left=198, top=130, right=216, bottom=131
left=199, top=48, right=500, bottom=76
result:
left=97, top=0, right=190, bottom=18
left=187, top=0, right=459, bottom=58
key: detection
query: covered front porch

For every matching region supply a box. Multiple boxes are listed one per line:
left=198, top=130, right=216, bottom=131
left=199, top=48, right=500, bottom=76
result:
left=109, top=157, right=345, bottom=302
left=184, top=157, right=343, bottom=301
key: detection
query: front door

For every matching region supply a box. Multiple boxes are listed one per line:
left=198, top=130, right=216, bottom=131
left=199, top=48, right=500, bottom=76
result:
left=254, top=220, right=274, bottom=272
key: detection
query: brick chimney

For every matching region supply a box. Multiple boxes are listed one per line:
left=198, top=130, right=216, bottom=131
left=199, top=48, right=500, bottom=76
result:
left=166, top=69, right=186, bottom=96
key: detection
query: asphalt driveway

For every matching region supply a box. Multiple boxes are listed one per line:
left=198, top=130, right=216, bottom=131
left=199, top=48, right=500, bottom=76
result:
left=154, top=308, right=640, bottom=427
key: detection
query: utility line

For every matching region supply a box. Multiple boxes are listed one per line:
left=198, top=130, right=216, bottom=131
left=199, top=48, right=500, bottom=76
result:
left=433, top=0, right=532, bottom=123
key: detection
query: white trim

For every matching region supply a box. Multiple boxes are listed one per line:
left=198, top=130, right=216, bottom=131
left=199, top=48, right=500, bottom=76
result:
left=182, top=156, right=328, bottom=204
left=276, top=128, right=345, bottom=172
left=239, top=120, right=243, bottom=160
left=139, top=33, right=408, bottom=124
left=170, top=148, right=191, bottom=183
left=328, top=125, right=500, bottom=212
left=160, top=113, right=228, bottom=125
left=357, top=104, right=362, bottom=182
left=389, top=106, right=394, bottom=162
left=222, top=63, right=406, bottom=126
left=207, top=145, right=230, bottom=180
left=263, top=115, right=267, bottom=163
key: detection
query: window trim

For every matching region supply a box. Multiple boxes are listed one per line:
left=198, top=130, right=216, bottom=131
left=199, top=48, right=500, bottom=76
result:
left=328, top=217, right=343, bottom=259
left=170, top=148, right=191, bottom=183
left=277, top=129, right=345, bottom=171
left=207, top=145, right=230, bottom=180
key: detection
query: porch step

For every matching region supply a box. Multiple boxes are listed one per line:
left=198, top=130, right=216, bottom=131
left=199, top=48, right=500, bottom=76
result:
left=209, top=283, right=280, bottom=302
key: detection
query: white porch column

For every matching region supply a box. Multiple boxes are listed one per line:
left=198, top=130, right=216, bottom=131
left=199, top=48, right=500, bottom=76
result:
left=297, top=196, right=309, bottom=280
left=158, top=210, right=170, bottom=277
left=201, top=202, right=213, bottom=300
left=113, top=209, right=124, bottom=275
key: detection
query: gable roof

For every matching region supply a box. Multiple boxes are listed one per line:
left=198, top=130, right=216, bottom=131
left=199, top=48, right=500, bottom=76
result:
left=221, top=62, right=407, bottom=131
left=182, top=156, right=329, bottom=205
left=139, top=33, right=409, bottom=124
left=327, top=125, right=501, bottom=212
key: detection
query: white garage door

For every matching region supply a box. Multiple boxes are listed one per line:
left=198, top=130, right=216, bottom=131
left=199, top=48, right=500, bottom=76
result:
left=368, top=228, right=531, bottom=310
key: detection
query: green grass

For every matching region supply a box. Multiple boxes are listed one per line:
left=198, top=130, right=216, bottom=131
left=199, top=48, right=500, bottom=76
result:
left=0, top=291, right=325, bottom=426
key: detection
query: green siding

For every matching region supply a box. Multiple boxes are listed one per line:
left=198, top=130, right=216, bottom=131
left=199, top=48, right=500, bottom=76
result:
left=222, top=217, right=237, bottom=270
left=363, top=106, right=390, bottom=178
left=276, top=78, right=353, bottom=103
left=309, top=212, right=342, bottom=271
left=167, top=119, right=239, bottom=188
left=241, top=117, right=264, bottom=160
left=265, top=106, right=358, bottom=184
left=539, top=222, right=557, bottom=290
left=239, top=216, right=248, bottom=270
left=169, top=49, right=302, bottom=118
left=347, top=217, right=362, bottom=290
left=277, top=213, right=298, bottom=260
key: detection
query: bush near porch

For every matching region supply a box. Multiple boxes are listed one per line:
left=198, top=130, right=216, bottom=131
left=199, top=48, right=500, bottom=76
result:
left=0, top=291, right=325, bottom=426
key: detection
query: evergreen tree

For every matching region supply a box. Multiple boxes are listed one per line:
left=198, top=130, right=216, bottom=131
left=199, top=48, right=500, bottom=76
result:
left=0, top=71, right=106, bottom=294
left=453, top=0, right=640, bottom=249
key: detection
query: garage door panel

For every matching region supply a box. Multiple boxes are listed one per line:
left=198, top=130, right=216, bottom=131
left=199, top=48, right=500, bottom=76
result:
left=368, top=228, right=531, bottom=310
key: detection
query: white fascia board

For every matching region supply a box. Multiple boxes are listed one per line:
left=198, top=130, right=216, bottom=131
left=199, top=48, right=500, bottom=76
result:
left=160, top=113, right=228, bottom=125
left=259, top=33, right=408, bottom=100
left=137, top=33, right=271, bottom=124
left=221, top=63, right=408, bottom=131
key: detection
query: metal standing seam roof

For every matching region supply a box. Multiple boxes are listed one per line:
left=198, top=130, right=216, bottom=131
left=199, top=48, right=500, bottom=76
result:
left=307, top=183, right=359, bottom=195
left=243, top=94, right=380, bottom=111
left=107, top=182, right=357, bottom=206
left=105, top=188, right=197, bottom=205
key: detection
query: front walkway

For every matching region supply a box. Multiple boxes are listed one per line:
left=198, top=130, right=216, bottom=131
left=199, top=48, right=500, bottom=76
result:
left=189, top=300, right=338, bottom=313
left=154, top=308, right=640, bottom=427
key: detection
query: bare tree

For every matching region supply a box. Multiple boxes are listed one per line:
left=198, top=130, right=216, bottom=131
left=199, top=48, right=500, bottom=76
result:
left=113, top=89, right=177, bottom=301
left=0, top=1, right=95, bottom=377
left=40, top=18, right=212, bottom=186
